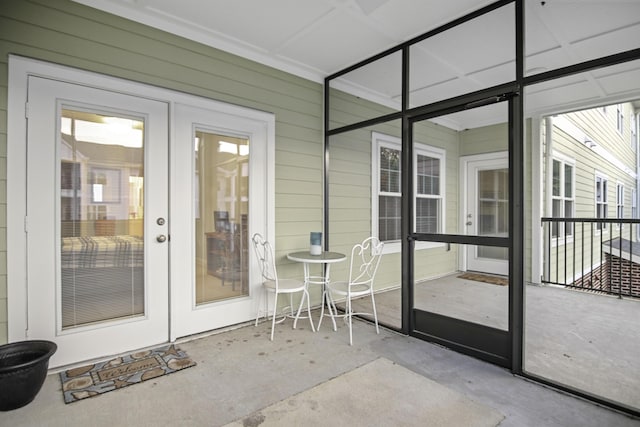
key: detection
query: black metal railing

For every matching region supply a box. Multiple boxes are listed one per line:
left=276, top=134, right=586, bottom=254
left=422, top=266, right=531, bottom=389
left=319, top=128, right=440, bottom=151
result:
left=541, top=217, right=640, bottom=298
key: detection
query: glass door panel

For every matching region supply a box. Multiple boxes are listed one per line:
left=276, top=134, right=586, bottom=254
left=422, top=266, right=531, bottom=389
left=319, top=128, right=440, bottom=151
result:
left=60, top=109, right=145, bottom=328
left=474, top=167, right=509, bottom=270
left=195, top=131, right=249, bottom=304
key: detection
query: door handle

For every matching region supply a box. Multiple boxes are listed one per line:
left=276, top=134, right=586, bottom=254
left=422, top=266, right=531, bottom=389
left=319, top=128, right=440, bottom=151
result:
left=466, top=221, right=472, bottom=226
left=156, top=234, right=167, bottom=243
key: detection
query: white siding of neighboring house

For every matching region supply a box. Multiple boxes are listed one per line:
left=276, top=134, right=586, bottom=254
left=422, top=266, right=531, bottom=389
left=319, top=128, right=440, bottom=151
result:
left=543, top=104, right=638, bottom=284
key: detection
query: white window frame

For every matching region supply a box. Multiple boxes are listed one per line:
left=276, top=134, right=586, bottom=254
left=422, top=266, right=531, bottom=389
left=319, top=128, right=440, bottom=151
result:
left=630, top=113, right=637, bottom=151
left=616, top=182, right=624, bottom=230
left=595, top=172, right=609, bottom=233
left=632, top=189, right=638, bottom=219
left=551, top=153, right=575, bottom=243
left=616, top=104, right=624, bottom=135
left=371, top=132, right=446, bottom=254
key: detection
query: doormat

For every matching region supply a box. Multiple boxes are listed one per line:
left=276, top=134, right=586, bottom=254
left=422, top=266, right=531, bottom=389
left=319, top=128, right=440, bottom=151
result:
left=59, top=344, right=196, bottom=404
left=457, top=272, right=509, bottom=286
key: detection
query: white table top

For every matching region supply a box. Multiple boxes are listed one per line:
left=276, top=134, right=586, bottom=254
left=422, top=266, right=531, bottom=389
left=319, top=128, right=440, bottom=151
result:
left=287, top=251, right=346, bottom=264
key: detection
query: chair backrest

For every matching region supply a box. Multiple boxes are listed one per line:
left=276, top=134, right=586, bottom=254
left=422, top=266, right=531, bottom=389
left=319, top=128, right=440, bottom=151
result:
left=252, top=233, right=278, bottom=284
left=348, top=237, right=384, bottom=287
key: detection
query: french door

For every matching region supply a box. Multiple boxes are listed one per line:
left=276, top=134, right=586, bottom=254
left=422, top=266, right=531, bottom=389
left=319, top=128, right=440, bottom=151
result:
left=464, top=153, right=509, bottom=275
left=26, top=76, right=169, bottom=367
left=170, top=102, right=272, bottom=339
left=14, top=59, right=273, bottom=367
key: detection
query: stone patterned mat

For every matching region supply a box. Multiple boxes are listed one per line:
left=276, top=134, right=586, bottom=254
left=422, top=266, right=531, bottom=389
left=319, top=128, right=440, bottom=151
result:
left=60, top=344, right=196, bottom=404
left=458, top=272, right=509, bottom=286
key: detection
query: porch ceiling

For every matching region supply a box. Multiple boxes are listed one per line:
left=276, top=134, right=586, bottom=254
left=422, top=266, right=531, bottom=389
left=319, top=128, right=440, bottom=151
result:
left=73, top=0, right=640, bottom=129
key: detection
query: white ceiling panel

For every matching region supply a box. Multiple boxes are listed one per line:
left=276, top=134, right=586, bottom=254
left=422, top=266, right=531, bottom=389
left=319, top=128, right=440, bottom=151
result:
left=525, top=79, right=602, bottom=116
left=571, top=23, right=640, bottom=63
left=596, top=67, right=640, bottom=99
left=410, top=77, right=479, bottom=108
left=140, top=0, right=334, bottom=52
left=72, top=0, right=640, bottom=129
left=410, top=4, right=515, bottom=76
left=524, top=2, right=561, bottom=55
left=469, top=62, right=516, bottom=87
left=277, top=9, right=395, bottom=74
left=436, top=102, right=508, bottom=130
left=537, top=1, right=640, bottom=44
left=332, top=50, right=403, bottom=102
left=369, top=0, right=496, bottom=41
left=409, top=47, right=462, bottom=90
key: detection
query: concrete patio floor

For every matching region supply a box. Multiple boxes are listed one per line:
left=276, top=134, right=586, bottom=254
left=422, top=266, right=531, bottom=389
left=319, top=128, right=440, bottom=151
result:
left=1, top=312, right=638, bottom=426
left=351, top=275, right=640, bottom=412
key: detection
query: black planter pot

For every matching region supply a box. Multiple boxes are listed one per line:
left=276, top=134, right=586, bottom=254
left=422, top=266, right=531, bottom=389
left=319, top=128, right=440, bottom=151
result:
left=0, top=340, right=57, bottom=411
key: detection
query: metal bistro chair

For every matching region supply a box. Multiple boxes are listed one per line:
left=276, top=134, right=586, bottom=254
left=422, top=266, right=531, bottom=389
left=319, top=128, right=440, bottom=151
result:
left=252, top=233, right=315, bottom=340
left=326, top=237, right=384, bottom=345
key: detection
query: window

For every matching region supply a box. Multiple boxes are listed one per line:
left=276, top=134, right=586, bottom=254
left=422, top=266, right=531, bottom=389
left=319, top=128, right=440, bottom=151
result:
left=415, top=153, right=442, bottom=234
left=631, top=114, right=637, bottom=151
left=616, top=104, right=624, bottom=134
left=616, top=183, right=624, bottom=229
left=595, top=174, right=608, bottom=231
left=633, top=189, right=637, bottom=219
left=373, top=132, right=445, bottom=252
left=617, top=183, right=624, bottom=218
left=551, top=157, right=574, bottom=239
left=378, top=144, right=401, bottom=241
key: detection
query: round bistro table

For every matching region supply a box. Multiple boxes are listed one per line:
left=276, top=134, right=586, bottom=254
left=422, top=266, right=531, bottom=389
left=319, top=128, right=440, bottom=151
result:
left=286, top=251, right=346, bottom=330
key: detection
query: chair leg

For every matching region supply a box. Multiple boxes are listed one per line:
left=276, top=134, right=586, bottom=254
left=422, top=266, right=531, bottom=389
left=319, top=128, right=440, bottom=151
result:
left=347, top=296, right=353, bottom=346
left=255, top=288, right=265, bottom=327
left=318, top=290, right=325, bottom=329
left=324, top=290, right=337, bottom=332
left=292, top=291, right=304, bottom=329
left=371, top=290, right=379, bottom=335
left=270, top=293, right=278, bottom=341
left=303, top=289, right=316, bottom=332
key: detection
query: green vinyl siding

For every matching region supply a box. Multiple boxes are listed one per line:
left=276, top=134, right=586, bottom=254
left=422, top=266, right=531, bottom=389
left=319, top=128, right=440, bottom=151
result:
left=459, top=122, right=509, bottom=156
left=0, top=0, right=325, bottom=342
left=327, top=89, right=467, bottom=290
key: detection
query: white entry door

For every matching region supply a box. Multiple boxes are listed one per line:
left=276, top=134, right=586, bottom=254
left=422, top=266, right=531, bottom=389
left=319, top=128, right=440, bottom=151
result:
left=26, top=76, right=169, bottom=367
left=170, top=102, right=273, bottom=339
left=464, top=153, right=509, bottom=275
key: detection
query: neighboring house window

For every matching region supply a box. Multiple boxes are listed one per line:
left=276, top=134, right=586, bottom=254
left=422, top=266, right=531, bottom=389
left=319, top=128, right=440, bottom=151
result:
left=631, top=114, right=637, bottom=151
left=595, top=174, right=608, bottom=231
left=617, top=183, right=624, bottom=218
left=632, top=189, right=637, bottom=219
left=551, top=157, right=574, bottom=238
left=616, top=183, right=624, bottom=229
left=616, top=104, right=624, bottom=134
left=373, top=132, right=445, bottom=252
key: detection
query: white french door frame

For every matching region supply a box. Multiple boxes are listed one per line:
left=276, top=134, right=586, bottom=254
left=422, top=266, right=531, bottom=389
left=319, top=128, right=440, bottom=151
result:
left=7, top=56, right=275, bottom=358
